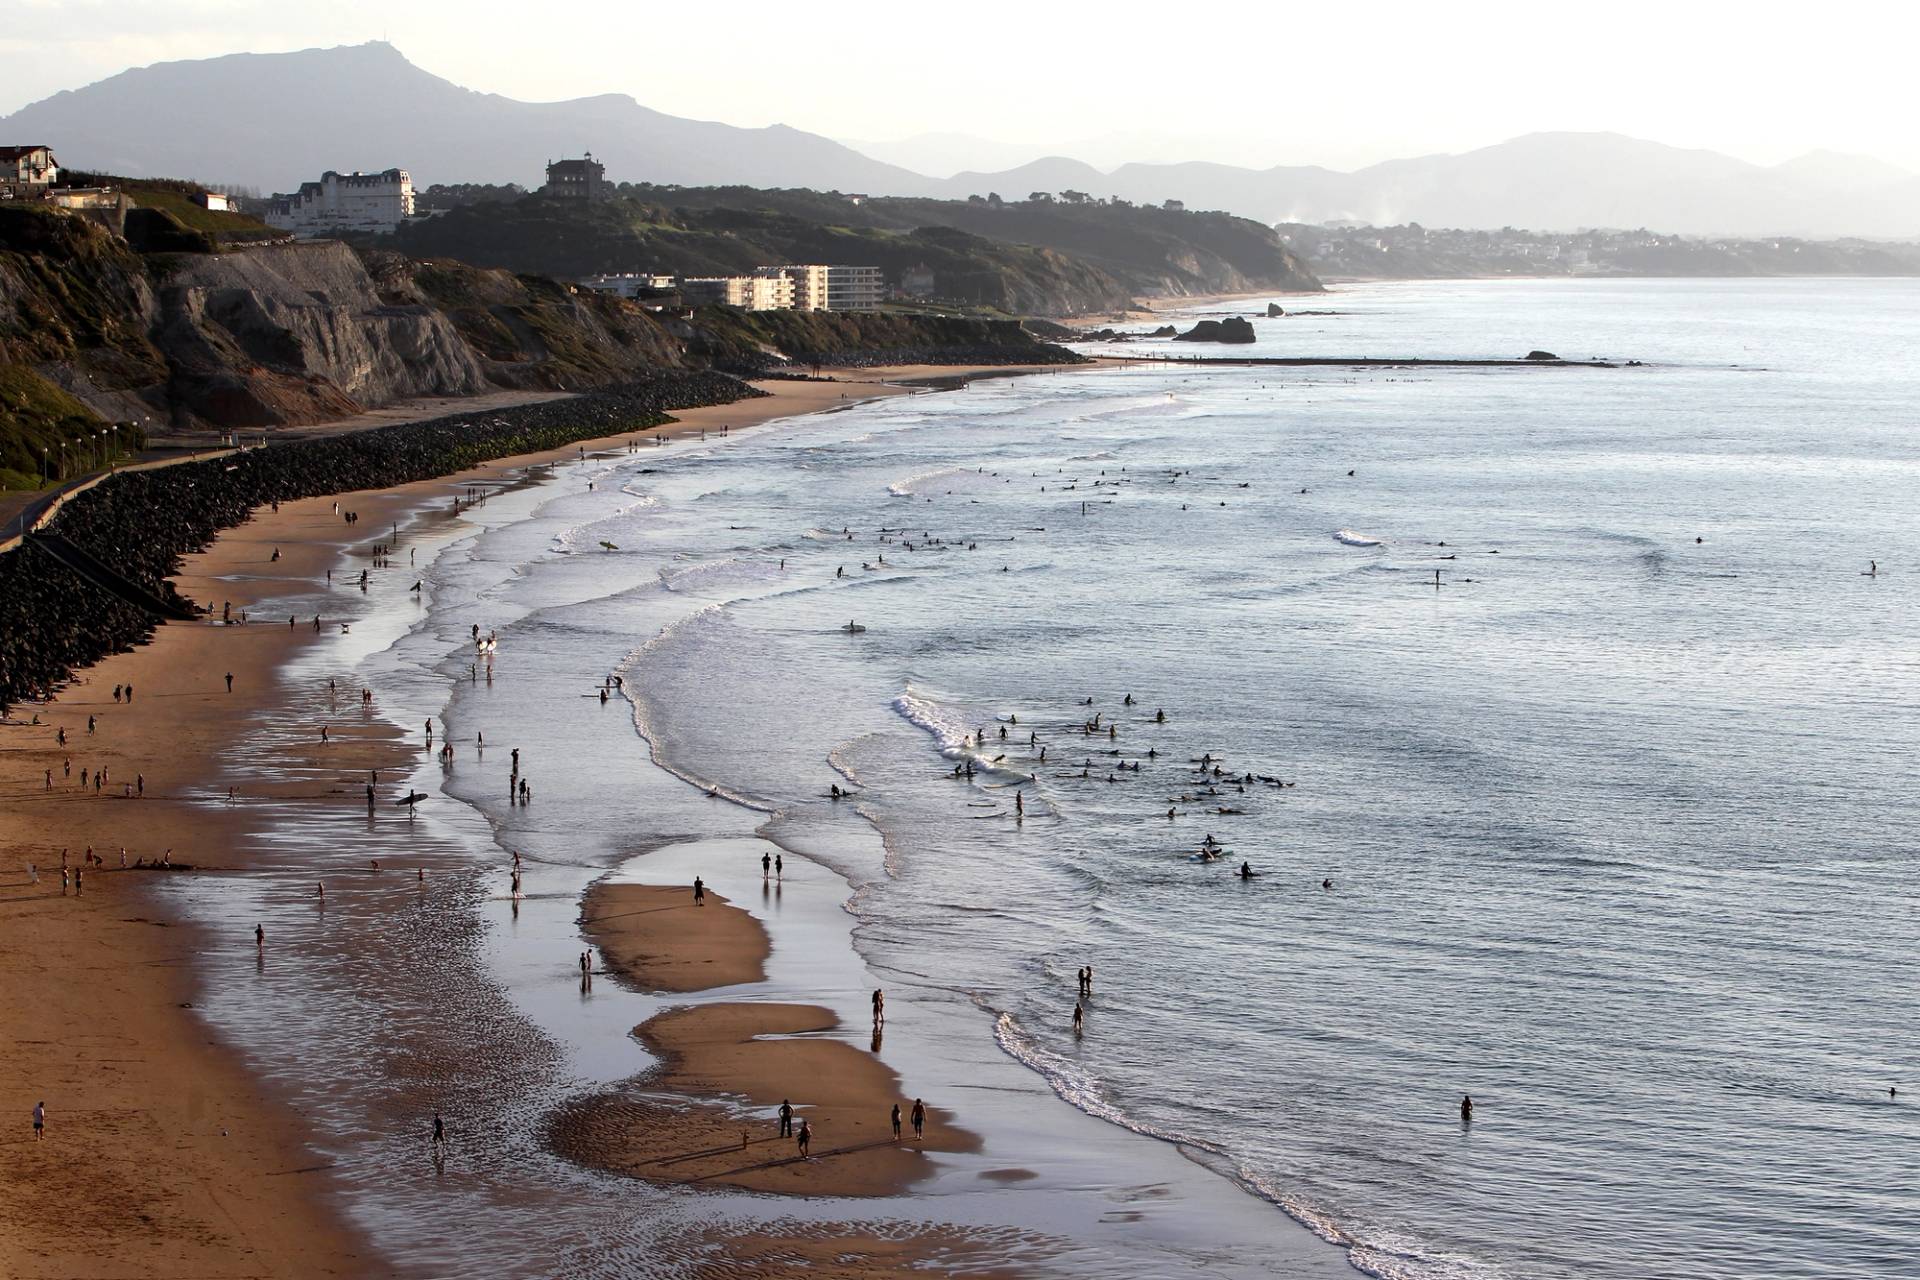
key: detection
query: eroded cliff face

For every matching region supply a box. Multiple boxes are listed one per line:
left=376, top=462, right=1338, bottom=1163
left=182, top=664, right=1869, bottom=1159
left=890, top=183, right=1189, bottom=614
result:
left=0, top=210, right=695, bottom=439
left=151, top=242, right=493, bottom=426
left=0, top=206, right=1073, bottom=461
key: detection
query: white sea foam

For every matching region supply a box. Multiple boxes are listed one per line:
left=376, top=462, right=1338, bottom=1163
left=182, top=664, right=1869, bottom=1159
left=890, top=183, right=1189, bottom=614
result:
left=886, top=465, right=967, bottom=497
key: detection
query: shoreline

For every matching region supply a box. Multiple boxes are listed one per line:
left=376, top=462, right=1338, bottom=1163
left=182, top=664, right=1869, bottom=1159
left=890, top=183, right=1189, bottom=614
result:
left=0, top=362, right=1087, bottom=1278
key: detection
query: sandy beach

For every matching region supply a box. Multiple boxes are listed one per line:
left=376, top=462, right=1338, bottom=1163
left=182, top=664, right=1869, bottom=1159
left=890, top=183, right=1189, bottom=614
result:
left=0, top=364, right=1059, bottom=1278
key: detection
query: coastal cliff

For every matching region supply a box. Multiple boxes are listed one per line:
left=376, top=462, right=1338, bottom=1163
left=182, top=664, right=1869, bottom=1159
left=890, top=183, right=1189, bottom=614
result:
left=0, top=206, right=1076, bottom=484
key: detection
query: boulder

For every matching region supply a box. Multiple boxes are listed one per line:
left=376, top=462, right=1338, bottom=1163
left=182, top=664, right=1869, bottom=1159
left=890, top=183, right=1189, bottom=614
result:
left=1150, top=325, right=1177, bottom=337
left=1267, top=303, right=1286, bottom=317
left=1524, top=349, right=1559, bottom=361
left=1174, top=316, right=1257, bottom=344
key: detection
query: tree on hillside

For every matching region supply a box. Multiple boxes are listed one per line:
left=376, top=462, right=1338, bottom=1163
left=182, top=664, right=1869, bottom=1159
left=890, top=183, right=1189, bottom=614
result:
left=1060, top=190, right=1090, bottom=204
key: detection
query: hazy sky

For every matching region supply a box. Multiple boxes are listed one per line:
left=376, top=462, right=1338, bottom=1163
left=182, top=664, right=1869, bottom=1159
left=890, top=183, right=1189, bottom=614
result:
left=3, top=0, right=1915, bottom=173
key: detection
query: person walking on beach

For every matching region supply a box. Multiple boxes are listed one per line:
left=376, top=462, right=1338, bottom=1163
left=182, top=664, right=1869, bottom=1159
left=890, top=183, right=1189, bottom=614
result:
left=775, top=853, right=784, bottom=878
left=432, top=1113, right=446, bottom=1147
left=891, top=1103, right=903, bottom=1140
left=693, top=877, right=706, bottom=906
left=911, top=1099, right=926, bottom=1140
left=1460, top=1095, right=1474, bottom=1122
left=1073, top=1001, right=1084, bottom=1036
left=255, top=923, right=265, bottom=949
left=778, top=1100, right=793, bottom=1137
left=762, top=851, right=772, bottom=878
left=33, top=1101, right=44, bottom=1141
left=225, top=672, right=233, bottom=692
left=796, top=1119, right=812, bottom=1158
left=872, top=988, right=885, bottom=1026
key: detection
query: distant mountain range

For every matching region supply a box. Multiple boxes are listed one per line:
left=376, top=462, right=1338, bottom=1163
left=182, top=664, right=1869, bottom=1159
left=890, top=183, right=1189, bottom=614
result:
left=937, top=137, right=1920, bottom=240
left=5, top=43, right=1918, bottom=240
left=0, top=41, right=924, bottom=196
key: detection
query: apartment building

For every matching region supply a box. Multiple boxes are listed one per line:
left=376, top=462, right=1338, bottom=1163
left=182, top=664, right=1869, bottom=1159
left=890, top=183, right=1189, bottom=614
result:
left=826, top=264, right=883, bottom=311
left=781, top=263, right=881, bottom=312
left=681, top=271, right=796, bottom=311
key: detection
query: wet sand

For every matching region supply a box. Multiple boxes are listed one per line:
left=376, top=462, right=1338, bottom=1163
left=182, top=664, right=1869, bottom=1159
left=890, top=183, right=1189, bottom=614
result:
left=582, top=882, right=770, bottom=992
left=554, top=1003, right=977, bottom=1198
left=568, top=881, right=977, bottom=1197
left=0, top=364, right=1068, bottom=1277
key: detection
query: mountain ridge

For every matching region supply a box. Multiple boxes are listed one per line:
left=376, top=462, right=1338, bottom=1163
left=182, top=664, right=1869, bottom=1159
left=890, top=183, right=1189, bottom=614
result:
left=6, top=45, right=1919, bottom=238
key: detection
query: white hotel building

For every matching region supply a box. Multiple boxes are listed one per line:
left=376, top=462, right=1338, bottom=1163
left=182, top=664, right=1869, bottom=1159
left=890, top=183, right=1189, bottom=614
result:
left=265, top=169, right=415, bottom=237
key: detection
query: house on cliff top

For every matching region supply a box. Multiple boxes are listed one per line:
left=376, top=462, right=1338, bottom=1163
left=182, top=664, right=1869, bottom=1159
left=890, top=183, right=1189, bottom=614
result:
left=0, top=144, right=60, bottom=199
left=544, top=154, right=609, bottom=200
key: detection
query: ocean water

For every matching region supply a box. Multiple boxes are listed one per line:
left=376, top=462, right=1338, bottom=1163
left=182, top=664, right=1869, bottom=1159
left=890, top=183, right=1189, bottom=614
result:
left=179, top=278, right=1920, bottom=1278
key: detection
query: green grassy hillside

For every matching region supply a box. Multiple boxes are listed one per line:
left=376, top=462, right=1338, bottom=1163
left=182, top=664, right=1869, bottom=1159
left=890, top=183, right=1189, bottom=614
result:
left=394, top=195, right=1132, bottom=315
left=642, top=186, right=1322, bottom=298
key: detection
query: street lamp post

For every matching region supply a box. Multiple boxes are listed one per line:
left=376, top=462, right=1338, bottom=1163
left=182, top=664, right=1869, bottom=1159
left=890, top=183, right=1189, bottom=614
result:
left=41, top=447, right=49, bottom=487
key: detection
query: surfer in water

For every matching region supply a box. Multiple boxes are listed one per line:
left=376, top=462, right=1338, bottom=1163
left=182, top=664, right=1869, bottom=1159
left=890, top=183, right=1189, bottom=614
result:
left=1239, top=861, right=1255, bottom=879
